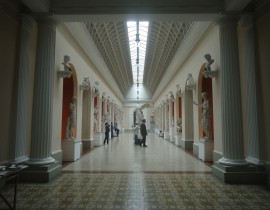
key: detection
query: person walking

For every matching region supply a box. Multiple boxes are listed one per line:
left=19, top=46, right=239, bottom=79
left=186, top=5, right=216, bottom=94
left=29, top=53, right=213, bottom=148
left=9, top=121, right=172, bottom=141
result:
left=104, top=122, right=110, bottom=144
left=140, top=119, right=148, bottom=147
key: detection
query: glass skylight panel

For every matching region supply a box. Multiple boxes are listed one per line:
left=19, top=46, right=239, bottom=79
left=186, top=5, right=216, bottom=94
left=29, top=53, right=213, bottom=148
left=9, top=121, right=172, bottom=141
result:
left=127, top=21, right=149, bottom=84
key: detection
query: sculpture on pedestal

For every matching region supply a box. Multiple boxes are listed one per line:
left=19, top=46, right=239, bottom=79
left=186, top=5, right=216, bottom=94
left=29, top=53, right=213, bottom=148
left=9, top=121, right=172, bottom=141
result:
left=80, top=77, right=90, bottom=91
left=65, top=96, right=77, bottom=139
left=58, top=55, right=73, bottom=78
left=203, top=53, right=218, bottom=78
left=176, top=118, right=182, bottom=133
left=93, top=105, right=99, bottom=133
left=93, top=81, right=100, bottom=96
left=194, top=92, right=210, bottom=140
left=135, top=103, right=150, bottom=126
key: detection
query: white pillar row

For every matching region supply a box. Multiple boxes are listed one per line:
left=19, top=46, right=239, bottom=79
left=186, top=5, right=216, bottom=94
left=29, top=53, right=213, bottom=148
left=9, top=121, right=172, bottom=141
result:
left=168, top=99, right=172, bottom=129
left=241, top=14, right=264, bottom=165
left=174, top=96, right=178, bottom=134
left=89, top=93, right=95, bottom=141
left=101, top=97, right=106, bottom=132
left=27, top=17, right=56, bottom=165
left=217, top=16, right=248, bottom=166
left=12, top=15, right=35, bottom=164
left=98, top=97, right=102, bottom=133
left=165, top=101, right=169, bottom=131
left=162, top=102, right=165, bottom=134
left=169, top=97, right=174, bottom=142
left=111, top=103, right=115, bottom=124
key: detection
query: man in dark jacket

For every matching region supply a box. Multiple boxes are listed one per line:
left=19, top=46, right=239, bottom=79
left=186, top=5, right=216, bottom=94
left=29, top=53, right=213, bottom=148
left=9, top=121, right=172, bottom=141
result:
left=104, top=122, right=110, bottom=144
left=140, top=119, right=148, bottom=147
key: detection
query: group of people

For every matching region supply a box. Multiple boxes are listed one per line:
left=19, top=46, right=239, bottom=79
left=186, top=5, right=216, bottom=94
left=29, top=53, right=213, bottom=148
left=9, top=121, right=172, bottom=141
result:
left=133, top=119, right=148, bottom=147
left=103, top=122, right=120, bottom=144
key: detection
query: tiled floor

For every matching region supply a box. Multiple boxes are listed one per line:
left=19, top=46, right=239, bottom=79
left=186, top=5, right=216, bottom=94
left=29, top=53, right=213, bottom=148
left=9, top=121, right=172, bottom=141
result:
left=1, top=133, right=270, bottom=210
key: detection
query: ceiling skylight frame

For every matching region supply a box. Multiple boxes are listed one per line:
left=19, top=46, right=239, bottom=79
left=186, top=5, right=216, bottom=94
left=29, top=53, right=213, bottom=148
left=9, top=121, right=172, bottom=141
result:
left=127, top=21, right=149, bottom=84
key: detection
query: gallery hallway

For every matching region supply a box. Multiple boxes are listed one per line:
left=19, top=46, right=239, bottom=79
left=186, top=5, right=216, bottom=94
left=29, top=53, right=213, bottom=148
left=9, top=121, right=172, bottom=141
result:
left=1, top=133, right=270, bottom=210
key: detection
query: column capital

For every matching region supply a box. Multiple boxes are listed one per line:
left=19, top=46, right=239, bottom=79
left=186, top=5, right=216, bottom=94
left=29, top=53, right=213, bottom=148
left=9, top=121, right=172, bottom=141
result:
left=216, top=15, right=239, bottom=26
left=34, top=14, right=57, bottom=27
left=21, top=14, right=36, bottom=29
left=239, top=13, right=254, bottom=29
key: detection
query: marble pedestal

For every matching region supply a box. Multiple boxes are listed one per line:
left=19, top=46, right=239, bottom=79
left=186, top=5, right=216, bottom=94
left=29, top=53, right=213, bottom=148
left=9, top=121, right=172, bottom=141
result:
left=62, top=138, right=81, bottom=161
left=94, top=132, right=104, bottom=146
left=198, top=139, right=214, bottom=161
left=174, top=134, right=182, bottom=146
left=164, top=131, right=170, bottom=140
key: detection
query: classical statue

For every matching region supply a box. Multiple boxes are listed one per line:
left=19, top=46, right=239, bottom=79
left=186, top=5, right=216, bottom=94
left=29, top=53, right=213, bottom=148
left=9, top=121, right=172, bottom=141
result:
left=62, top=55, right=71, bottom=71
left=58, top=55, right=72, bottom=78
left=93, top=105, right=99, bottom=133
left=176, top=118, right=182, bottom=133
left=93, top=81, right=100, bottom=96
left=204, top=54, right=214, bottom=71
left=203, top=53, right=218, bottom=78
left=80, top=77, right=90, bottom=91
left=65, top=96, right=77, bottom=139
left=135, top=103, right=150, bottom=126
left=194, top=92, right=210, bottom=140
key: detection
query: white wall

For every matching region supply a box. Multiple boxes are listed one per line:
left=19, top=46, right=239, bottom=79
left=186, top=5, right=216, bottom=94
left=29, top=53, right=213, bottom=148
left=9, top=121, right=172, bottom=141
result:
left=154, top=24, right=223, bottom=152
left=52, top=25, right=123, bottom=152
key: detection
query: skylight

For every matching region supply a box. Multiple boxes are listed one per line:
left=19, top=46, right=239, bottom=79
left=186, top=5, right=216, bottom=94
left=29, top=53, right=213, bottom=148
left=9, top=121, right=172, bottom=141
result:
left=127, top=21, right=149, bottom=84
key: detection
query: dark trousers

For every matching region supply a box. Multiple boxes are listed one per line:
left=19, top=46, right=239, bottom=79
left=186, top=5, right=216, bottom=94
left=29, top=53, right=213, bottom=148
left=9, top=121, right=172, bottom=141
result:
left=141, top=134, right=147, bottom=146
left=104, top=133, right=109, bottom=144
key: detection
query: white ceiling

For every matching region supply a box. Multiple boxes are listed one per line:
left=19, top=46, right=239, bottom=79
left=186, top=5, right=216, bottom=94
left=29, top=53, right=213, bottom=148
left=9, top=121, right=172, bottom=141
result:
left=15, top=0, right=256, bottom=102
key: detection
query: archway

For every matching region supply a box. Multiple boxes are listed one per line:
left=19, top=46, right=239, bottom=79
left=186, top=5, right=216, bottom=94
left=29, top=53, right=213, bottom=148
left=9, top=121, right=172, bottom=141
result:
left=61, top=64, right=78, bottom=140
left=197, top=63, right=214, bottom=140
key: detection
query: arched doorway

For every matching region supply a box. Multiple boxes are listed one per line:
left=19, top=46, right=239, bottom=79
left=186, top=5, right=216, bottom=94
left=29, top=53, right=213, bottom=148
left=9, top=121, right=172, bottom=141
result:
left=197, top=63, right=214, bottom=162
left=61, top=64, right=78, bottom=140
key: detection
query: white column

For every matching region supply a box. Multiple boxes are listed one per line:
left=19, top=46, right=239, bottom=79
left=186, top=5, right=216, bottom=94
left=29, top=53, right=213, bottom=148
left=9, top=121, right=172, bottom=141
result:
left=111, top=104, right=115, bottom=124
left=13, top=15, right=35, bottom=163
left=90, top=94, right=95, bottom=141
left=162, top=103, right=165, bottom=134
left=27, top=17, right=56, bottom=165
left=217, top=16, right=248, bottom=166
left=241, top=14, right=264, bottom=165
left=174, top=97, right=178, bottom=132
left=96, top=97, right=101, bottom=132
left=168, top=99, right=172, bottom=128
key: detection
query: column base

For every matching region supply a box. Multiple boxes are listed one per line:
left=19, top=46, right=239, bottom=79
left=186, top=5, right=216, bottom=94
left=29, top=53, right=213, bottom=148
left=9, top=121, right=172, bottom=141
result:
left=212, top=161, right=267, bottom=184
left=82, top=139, right=95, bottom=148
left=180, top=138, right=194, bottom=149
left=19, top=160, right=62, bottom=182
left=94, top=132, right=104, bottom=146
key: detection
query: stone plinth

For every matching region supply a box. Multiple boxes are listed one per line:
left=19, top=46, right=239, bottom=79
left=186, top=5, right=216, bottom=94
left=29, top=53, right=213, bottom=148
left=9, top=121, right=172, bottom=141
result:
left=164, top=131, right=170, bottom=140
left=198, top=139, right=214, bottom=161
left=94, top=132, right=104, bottom=146
left=62, top=139, right=81, bottom=161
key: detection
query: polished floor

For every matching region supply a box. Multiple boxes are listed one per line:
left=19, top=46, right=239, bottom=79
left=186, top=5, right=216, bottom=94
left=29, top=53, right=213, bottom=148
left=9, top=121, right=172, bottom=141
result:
left=1, top=132, right=270, bottom=210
